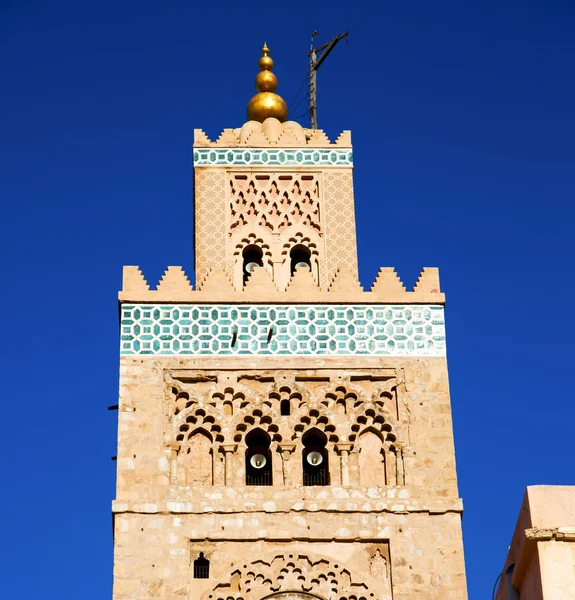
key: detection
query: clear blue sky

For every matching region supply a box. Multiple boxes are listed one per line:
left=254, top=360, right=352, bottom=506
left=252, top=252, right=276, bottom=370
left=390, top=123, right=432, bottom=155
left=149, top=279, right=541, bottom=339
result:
left=1, top=1, right=574, bottom=598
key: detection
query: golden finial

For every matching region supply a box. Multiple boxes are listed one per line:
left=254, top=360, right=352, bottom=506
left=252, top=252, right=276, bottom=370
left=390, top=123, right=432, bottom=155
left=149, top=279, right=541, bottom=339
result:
left=247, top=43, right=288, bottom=123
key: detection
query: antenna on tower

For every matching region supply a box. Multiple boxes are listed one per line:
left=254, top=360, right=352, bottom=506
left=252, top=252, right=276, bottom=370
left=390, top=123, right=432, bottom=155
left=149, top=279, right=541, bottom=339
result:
left=308, top=30, right=349, bottom=129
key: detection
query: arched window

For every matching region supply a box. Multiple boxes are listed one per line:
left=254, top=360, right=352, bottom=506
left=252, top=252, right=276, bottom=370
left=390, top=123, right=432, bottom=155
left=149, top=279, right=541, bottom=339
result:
left=245, top=428, right=272, bottom=486
left=193, top=552, right=210, bottom=579
left=280, top=399, right=290, bottom=416
left=289, top=245, right=311, bottom=275
left=242, top=245, right=263, bottom=284
left=302, top=429, right=329, bottom=486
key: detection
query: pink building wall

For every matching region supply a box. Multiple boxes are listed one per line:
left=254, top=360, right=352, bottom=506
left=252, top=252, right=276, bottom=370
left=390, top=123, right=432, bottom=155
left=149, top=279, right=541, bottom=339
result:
left=496, top=486, right=575, bottom=600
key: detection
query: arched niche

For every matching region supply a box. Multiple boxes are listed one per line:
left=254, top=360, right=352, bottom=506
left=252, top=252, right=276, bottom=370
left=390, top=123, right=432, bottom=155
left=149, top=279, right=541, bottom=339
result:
left=358, top=429, right=386, bottom=486
left=185, top=429, right=213, bottom=485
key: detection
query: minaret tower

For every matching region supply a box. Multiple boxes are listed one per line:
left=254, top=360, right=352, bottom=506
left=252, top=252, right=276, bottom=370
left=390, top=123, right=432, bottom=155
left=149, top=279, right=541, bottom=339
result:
left=112, top=45, right=468, bottom=600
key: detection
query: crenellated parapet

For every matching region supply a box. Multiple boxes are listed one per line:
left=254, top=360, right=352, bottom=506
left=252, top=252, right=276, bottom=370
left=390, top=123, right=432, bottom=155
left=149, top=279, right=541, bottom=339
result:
left=194, top=118, right=351, bottom=148
left=119, top=265, right=445, bottom=304
left=119, top=266, right=446, bottom=357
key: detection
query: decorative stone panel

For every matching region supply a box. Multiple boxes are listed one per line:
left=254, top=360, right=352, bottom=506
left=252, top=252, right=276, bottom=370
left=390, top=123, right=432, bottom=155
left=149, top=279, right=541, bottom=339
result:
left=323, top=170, right=358, bottom=283
left=229, top=172, right=322, bottom=234
left=202, top=550, right=391, bottom=600
left=194, top=169, right=227, bottom=283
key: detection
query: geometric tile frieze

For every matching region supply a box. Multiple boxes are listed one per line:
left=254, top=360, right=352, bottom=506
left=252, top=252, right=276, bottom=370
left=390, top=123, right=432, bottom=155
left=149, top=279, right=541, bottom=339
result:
left=193, top=148, right=353, bottom=167
left=120, top=304, right=446, bottom=356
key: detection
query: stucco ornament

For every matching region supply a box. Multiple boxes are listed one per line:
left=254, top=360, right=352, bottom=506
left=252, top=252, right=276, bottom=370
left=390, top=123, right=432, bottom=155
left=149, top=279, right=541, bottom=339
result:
left=204, top=551, right=390, bottom=600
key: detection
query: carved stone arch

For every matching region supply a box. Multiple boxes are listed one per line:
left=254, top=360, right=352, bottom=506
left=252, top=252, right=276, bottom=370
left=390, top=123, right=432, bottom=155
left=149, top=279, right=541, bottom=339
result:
left=175, top=426, right=215, bottom=486
left=233, top=408, right=282, bottom=444
left=231, top=232, right=274, bottom=290
left=324, top=385, right=363, bottom=416
left=211, top=386, right=248, bottom=417
left=279, top=231, right=323, bottom=290
left=371, top=382, right=400, bottom=421
left=291, top=404, right=338, bottom=443
left=349, top=410, right=398, bottom=446
left=201, top=550, right=388, bottom=600
left=184, top=425, right=213, bottom=443
left=169, top=383, right=201, bottom=419
left=373, top=390, right=393, bottom=408
left=280, top=232, right=320, bottom=260
left=348, top=397, right=404, bottom=443
left=176, top=406, right=224, bottom=445
left=357, top=427, right=386, bottom=486
left=347, top=409, right=406, bottom=487
left=233, top=233, right=273, bottom=263
left=269, top=385, right=304, bottom=416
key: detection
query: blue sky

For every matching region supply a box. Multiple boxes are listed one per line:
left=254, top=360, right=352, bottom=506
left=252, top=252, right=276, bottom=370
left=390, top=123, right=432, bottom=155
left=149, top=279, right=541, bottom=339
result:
left=1, top=1, right=574, bottom=598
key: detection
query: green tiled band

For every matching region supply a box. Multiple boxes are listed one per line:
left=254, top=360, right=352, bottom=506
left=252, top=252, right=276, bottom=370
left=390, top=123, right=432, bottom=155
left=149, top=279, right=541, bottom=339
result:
left=120, top=304, right=446, bottom=357
left=193, top=148, right=353, bottom=167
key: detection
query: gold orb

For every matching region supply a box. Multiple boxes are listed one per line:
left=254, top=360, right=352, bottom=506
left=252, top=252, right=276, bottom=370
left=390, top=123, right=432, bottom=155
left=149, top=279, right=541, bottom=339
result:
left=255, top=70, right=277, bottom=92
left=258, top=55, right=274, bottom=71
left=247, top=92, right=288, bottom=123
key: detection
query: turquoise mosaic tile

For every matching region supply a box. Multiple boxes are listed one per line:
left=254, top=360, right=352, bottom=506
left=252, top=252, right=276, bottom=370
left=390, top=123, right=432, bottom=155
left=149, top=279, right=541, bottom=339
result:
left=193, top=148, right=353, bottom=167
left=120, top=305, right=446, bottom=357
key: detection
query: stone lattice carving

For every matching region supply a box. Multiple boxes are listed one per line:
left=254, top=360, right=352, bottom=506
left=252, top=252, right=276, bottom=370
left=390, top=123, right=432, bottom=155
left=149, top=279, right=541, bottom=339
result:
left=204, top=552, right=382, bottom=600
left=229, top=173, right=321, bottom=234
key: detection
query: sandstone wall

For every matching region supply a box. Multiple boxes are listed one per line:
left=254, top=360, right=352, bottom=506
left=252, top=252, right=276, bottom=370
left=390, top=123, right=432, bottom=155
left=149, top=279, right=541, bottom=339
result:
left=112, top=355, right=467, bottom=599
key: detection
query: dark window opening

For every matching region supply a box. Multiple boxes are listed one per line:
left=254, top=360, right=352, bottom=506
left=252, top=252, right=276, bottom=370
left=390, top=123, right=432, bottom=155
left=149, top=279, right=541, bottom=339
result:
left=245, top=428, right=272, bottom=486
left=302, top=429, right=329, bottom=486
left=280, top=399, right=290, bottom=416
left=290, top=245, right=311, bottom=275
left=242, top=245, right=264, bottom=284
left=193, top=553, right=210, bottom=579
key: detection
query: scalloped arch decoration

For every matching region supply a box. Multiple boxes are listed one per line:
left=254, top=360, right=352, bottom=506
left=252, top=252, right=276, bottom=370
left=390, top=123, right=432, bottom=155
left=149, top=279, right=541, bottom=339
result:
left=233, top=409, right=282, bottom=443
left=175, top=407, right=224, bottom=445
left=203, top=551, right=385, bottom=600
